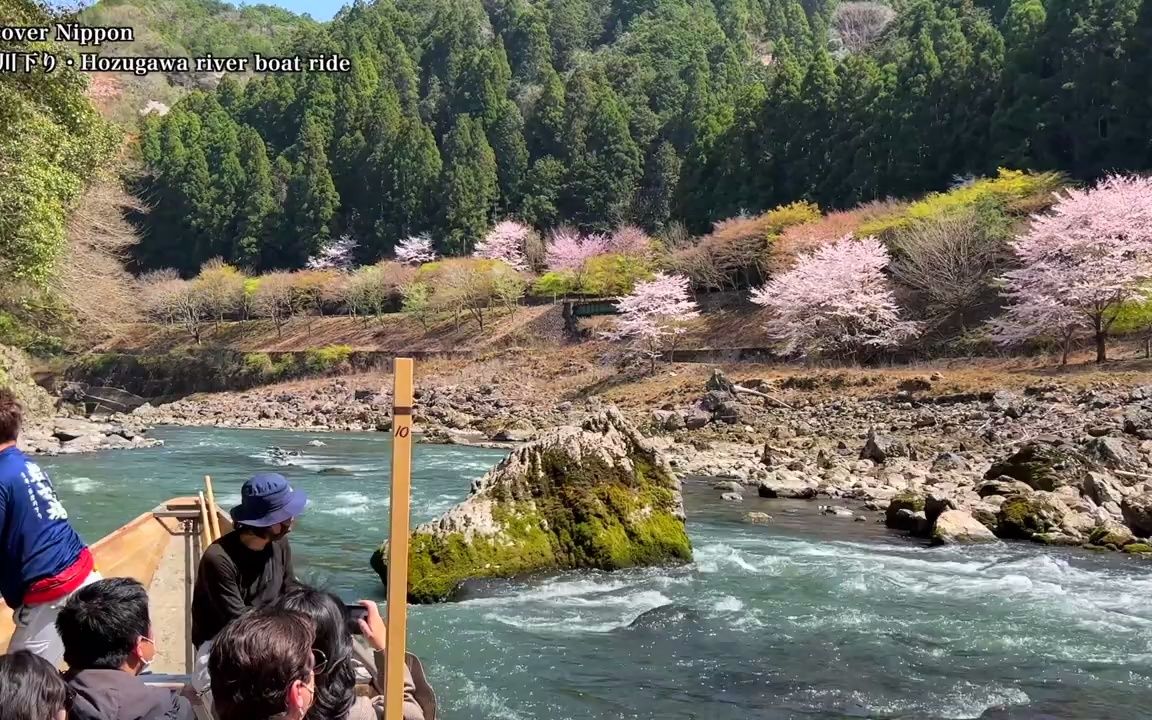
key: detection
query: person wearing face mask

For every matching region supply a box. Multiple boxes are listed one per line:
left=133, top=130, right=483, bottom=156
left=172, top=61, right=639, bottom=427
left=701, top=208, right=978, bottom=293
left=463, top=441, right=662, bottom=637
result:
left=209, top=608, right=318, bottom=720
left=55, top=578, right=193, bottom=720
left=191, top=473, right=307, bottom=694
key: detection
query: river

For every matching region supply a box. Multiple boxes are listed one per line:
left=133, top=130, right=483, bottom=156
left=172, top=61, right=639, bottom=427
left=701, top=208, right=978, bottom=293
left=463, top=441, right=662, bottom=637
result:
left=41, top=426, right=1152, bottom=720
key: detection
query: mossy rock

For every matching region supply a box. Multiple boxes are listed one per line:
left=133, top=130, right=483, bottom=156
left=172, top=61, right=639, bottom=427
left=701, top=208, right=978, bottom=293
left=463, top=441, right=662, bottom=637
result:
left=371, top=408, right=692, bottom=603
left=1032, top=532, right=1082, bottom=547
left=985, top=442, right=1090, bottom=492
left=885, top=491, right=925, bottom=530
left=1122, top=543, right=1152, bottom=555
left=995, top=492, right=1070, bottom=540
left=1087, top=523, right=1135, bottom=549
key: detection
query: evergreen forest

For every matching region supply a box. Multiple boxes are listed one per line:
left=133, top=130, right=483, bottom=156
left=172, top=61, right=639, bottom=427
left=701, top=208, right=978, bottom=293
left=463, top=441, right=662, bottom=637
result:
left=132, top=0, right=1152, bottom=275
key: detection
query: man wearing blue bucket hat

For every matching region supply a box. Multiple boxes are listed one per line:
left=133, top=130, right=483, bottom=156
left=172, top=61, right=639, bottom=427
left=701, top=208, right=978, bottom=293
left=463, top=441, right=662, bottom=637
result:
left=189, top=473, right=308, bottom=693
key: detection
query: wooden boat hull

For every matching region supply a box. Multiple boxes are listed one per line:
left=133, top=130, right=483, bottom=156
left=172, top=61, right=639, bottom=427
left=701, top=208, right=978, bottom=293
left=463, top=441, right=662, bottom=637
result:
left=0, top=497, right=229, bottom=673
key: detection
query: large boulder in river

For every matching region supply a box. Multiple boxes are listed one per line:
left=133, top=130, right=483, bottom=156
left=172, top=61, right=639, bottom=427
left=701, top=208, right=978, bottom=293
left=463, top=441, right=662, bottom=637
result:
left=1088, top=521, right=1136, bottom=548
left=984, top=441, right=1091, bottom=492
left=885, top=491, right=925, bottom=531
left=931, top=510, right=997, bottom=545
left=995, top=492, right=1072, bottom=540
left=371, top=408, right=691, bottom=603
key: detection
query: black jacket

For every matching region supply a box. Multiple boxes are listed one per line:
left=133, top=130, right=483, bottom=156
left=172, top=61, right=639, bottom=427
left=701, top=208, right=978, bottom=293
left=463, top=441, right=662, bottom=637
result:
left=65, top=669, right=195, bottom=720
left=191, top=531, right=296, bottom=647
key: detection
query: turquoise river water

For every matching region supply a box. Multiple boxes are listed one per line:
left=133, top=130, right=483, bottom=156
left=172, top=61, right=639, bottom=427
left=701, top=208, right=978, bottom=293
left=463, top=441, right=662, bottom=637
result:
left=40, top=426, right=1152, bottom=720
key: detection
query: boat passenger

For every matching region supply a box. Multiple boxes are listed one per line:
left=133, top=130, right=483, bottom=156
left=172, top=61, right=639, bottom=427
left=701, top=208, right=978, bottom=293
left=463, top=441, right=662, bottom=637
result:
left=56, top=578, right=193, bottom=720
left=208, top=608, right=317, bottom=720
left=273, top=586, right=434, bottom=720
left=0, top=649, right=74, bottom=720
left=190, top=472, right=307, bottom=692
left=0, top=388, right=100, bottom=664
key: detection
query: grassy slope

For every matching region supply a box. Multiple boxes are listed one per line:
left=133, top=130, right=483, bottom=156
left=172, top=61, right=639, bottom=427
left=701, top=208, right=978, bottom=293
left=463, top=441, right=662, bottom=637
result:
left=97, top=304, right=564, bottom=353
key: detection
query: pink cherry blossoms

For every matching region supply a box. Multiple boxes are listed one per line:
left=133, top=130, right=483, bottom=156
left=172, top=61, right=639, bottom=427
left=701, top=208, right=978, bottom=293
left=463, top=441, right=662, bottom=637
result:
left=606, top=225, right=652, bottom=257
left=474, top=220, right=531, bottom=270
left=988, top=174, right=1152, bottom=364
left=750, top=234, right=919, bottom=358
left=605, top=272, right=700, bottom=372
left=394, top=234, right=437, bottom=266
left=545, top=226, right=608, bottom=271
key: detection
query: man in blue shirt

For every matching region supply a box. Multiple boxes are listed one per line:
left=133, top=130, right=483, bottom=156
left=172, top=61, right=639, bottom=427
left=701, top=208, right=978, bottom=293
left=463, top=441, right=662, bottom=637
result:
left=0, top=388, right=99, bottom=664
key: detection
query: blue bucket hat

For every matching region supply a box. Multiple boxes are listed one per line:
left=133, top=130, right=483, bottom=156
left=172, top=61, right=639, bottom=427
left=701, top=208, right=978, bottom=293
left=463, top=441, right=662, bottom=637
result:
left=230, top=472, right=308, bottom=527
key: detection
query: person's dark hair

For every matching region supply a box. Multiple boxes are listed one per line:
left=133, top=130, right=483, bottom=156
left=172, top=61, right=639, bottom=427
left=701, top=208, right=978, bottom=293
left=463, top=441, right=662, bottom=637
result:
left=56, top=577, right=151, bottom=670
left=0, top=650, right=71, bottom=720
left=0, top=388, right=24, bottom=443
left=273, top=586, right=357, bottom=720
left=210, top=608, right=316, bottom=720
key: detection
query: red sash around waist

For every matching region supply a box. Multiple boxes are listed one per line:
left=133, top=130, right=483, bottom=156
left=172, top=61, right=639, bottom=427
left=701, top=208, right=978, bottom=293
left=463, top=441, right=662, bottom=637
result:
left=23, top=547, right=94, bottom=606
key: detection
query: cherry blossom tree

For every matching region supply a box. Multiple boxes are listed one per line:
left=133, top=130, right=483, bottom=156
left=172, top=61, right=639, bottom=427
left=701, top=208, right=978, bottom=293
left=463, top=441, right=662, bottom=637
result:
left=474, top=220, right=530, bottom=270
left=306, top=235, right=358, bottom=270
left=394, top=234, right=437, bottom=266
left=606, top=225, right=651, bottom=257
left=605, top=272, right=700, bottom=373
left=751, top=234, right=919, bottom=360
left=989, top=175, right=1152, bottom=364
left=545, top=226, right=608, bottom=271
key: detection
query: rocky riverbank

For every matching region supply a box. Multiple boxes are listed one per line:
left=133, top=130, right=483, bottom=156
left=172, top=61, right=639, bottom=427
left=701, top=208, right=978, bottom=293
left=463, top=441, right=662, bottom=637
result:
left=652, top=370, right=1152, bottom=553
left=2, top=344, right=163, bottom=456
left=22, top=416, right=163, bottom=455
left=127, top=366, right=1152, bottom=554
left=132, top=377, right=582, bottom=443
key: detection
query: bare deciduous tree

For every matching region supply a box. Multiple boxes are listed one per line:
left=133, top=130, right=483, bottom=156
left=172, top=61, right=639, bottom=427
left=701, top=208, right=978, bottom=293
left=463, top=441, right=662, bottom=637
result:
left=425, top=258, right=511, bottom=331
left=889, top=208, right=1009, bottom=329
left=139, top=269, right=182, bottom=326
left=139, top=269, right=209, bottom=344
left=59, top=175, right=143, bottom=339
left=833, top=2, right=896, bottom=53
left=251, top=272, right=295, bottom=337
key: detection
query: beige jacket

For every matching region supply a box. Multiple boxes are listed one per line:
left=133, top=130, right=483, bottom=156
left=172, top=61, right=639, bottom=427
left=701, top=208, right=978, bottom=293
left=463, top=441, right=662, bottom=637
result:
left=350, top=638, right=437, bottom=720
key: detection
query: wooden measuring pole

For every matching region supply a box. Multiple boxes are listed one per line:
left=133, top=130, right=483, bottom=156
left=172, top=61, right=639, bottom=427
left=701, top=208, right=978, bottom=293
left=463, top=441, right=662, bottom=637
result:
left=203, top=475, right=221, bottom=541
left=384, top=358, right=414, bottom=720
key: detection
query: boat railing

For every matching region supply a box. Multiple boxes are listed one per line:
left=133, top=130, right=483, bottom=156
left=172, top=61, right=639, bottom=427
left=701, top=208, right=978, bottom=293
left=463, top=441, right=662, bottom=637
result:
left=153, top=497, right=218, bottom=674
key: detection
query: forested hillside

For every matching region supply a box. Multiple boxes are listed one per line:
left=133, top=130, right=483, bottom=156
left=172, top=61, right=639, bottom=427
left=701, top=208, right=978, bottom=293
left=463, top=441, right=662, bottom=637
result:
left=79, top=0, right=318, bottom=58
left=74, top=0, right=316, bottom=126
left=0, top=0, right=122, bottom=351
left=134, top=0, right=1152, bottom=275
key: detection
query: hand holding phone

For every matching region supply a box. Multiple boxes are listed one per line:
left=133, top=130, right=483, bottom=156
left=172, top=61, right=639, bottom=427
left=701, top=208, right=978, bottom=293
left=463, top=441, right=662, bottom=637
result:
left=345, top=603, right=370, bottom=635
left=351, top=600, right=387, bottom=652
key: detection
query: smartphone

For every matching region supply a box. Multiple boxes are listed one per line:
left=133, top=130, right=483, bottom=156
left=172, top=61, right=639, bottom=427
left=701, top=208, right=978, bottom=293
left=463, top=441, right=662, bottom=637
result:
left=345, top=603, right=369, bottom=635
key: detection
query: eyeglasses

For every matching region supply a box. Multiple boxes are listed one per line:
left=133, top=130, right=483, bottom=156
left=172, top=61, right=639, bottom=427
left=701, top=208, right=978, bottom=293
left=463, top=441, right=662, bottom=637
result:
left=311, top=648, right=327, bottom=676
